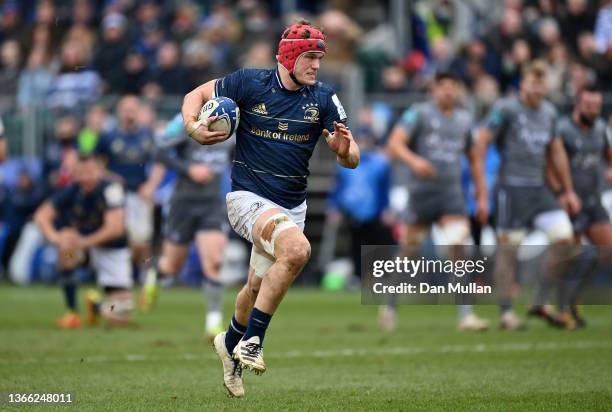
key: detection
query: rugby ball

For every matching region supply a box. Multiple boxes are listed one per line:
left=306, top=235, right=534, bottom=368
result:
left=198, top=96, right=240, bottom=137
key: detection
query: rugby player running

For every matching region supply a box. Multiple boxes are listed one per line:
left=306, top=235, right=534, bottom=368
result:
left=181, top=20, right=360, bottom=397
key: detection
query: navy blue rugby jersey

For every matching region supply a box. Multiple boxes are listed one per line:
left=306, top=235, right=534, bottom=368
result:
left=214, top=68, right=348, bottom=209
left=95, top=127, right=155, bottom=192
left=51, top=179, right=127, bottom=249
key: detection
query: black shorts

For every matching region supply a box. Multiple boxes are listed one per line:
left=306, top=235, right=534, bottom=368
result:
left=495, top=185, right=561, bottom=231
left=403, top=189, right=466, bottom=225
left=163, top=197, right=228, bottom=244
left=572, top=193, right=610, bottom=234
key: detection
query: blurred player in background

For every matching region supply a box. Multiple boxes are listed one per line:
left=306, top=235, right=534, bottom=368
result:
left=140, top=113, right=234, bottom=339
left=552, top=85, right=612, bottom=328
left=94, top=95, right=158, bottom=280
left=385, top=72, right=489, bottom=332
left=182, top=20, right=360, bottom=397
left=34, top=154, right=132, bottom=328
left=472, top=61, right=580, bottom=330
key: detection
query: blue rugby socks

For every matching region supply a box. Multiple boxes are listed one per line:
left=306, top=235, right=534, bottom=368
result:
left=242, top=307, right=272, bottom=345
left=225, top=315, right=247, bottom=354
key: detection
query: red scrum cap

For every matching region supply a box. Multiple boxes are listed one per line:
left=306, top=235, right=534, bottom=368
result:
left=277, top=21, right=327, bottom=75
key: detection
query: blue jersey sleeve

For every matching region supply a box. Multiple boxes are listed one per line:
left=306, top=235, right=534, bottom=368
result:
left=321, top=90, right=348, bottom=132
left=214, top=69, right=249, bottom=104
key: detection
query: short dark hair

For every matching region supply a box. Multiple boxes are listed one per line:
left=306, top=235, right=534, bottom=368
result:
left=434, top=71, right=462, bottom=84
left=580, top=83, right=602, bottom=96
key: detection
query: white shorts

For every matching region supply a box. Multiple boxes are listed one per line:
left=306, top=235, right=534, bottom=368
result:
left=90, top=247, right=133, bottom=289
left=226, top=191, right=306, bottom=243
left=125, top=192, right=153, bottom=244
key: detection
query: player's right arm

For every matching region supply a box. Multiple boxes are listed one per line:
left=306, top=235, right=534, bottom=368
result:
left=386, top=108, right=436, bottom=178
left=181, top=80, right=228, bottom=145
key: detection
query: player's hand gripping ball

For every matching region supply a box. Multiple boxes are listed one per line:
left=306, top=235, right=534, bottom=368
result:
left=198, top=97, right=240, bottom=138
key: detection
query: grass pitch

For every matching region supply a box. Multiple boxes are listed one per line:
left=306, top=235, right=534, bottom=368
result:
left=1, top=286, right=611, bottom=411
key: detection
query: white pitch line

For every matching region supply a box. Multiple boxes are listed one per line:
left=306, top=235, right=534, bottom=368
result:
left=1, top=340, right=611, bottom=367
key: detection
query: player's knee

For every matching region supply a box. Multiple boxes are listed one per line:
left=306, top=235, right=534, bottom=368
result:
left=282, top=238, right=311, bottom=269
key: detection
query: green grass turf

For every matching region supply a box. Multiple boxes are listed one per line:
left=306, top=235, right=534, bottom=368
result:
left=1, top=286, right=611, bottom=411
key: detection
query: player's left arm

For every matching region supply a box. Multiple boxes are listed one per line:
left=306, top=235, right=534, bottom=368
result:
left=548, top=138, right=581, bottom=214
left=323, top=121, right=360, bottom=169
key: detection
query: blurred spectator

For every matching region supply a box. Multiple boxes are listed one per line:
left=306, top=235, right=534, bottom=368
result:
left=78, top=105, right=108, bottom=155
left=92, top=13, right=130, bottom=93
left=198, top=16, right=239, bottom=73
left=63, top=23, right=96, bottom=63
left=485, top=7, right=525, bottom=55
left=72, top=0, right=96, bottom=28
left=24, top=24, right=55, bottom=59
left=425, top=36, right=453, bottom=75
left=183, top=39, right=220, bottom=89
left=17, top=47, right=54, bottom=111
left=381, top=65, right=410, bottom=93
left=170, top=1, right=200, bottom=44
left=43, top=116, right=80, bottom=193
left=318, top=9, right=362, bottom=71
left=499, top=37, right=531, bottom=91
left=533, top=17, right=560, bottom=57
left=134, top=0, right=162, bottom=38
left=0, top=1, right=23, bottom=43
left=560, top=0, right=596, bottom=55
left=546, top=43, right=570, bottom=103
left=240, top=41, right=274, bottom=68
left=47, top=41, right=101, bottom=113
left=118, top=49, right=151, bottom=95
left=594, top=0, right=612, bottom=54
left=0, top=39, right=21, bottom=112
left=148, top=41, right=189, bottom=95
left=135, top=21, right=165, bottom=67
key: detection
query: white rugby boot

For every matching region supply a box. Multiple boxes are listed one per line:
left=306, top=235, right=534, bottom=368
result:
left=500, top=310, right=526, bottom=331
left=233, top=336, right=266, bottom=375
left=458, top=313, right=490, bottom=331
left=213, top=332, right=245, bottom=397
